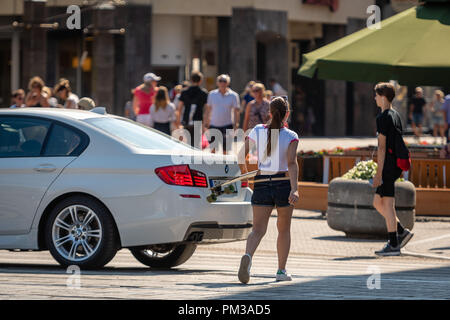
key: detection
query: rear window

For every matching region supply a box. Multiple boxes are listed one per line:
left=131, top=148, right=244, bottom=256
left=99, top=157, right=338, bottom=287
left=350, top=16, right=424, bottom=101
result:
left=85, top=117, right=195, bottom=151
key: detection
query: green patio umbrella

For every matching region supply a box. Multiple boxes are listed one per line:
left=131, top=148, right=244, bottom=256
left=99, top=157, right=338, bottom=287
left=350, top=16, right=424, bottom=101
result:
left=298, top=0, right=450, bottom=86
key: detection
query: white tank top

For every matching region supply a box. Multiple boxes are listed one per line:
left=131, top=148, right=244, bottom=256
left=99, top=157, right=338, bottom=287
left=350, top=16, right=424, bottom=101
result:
left=247, top=124, right=299, bottom=174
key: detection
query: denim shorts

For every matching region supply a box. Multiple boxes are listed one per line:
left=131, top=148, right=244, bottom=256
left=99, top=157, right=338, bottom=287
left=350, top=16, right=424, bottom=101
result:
left=412, top=113, right=423, bottom=125
left=251, top=173, right=292, bottom=208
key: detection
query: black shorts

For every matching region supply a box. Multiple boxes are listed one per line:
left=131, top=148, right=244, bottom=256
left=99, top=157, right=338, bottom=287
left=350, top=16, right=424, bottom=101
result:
left=251, top=173, right=292, bottom=208
left=375, top=167, right=402, bottom=198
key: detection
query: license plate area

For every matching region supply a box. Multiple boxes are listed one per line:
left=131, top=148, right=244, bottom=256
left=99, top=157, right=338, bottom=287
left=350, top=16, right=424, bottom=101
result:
left=209, top=179, right=238, bottom=194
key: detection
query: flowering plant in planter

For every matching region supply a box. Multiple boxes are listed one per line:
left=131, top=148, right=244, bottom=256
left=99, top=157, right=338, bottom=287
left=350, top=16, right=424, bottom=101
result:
left=342, top=160, right=377, bottom=180
left=342, top=160, right=405, bottom=182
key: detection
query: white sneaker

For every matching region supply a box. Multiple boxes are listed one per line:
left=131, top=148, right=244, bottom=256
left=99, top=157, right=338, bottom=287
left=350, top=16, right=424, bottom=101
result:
left=238, top=254, right=252, bottom=284
left=276, top=270, right=292, bottom=281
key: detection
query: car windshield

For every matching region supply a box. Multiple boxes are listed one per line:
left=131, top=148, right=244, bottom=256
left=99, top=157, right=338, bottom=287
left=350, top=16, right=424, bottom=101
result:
left=85, top=117, right=196, bottom=151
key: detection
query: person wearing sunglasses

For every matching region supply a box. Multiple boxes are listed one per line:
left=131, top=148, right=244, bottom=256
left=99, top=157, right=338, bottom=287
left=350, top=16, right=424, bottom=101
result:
left=204, top=74, right=240, bottom=154
left=243, top=83, right=270, bottom=131
left=10, top=89, right=26, bottom=108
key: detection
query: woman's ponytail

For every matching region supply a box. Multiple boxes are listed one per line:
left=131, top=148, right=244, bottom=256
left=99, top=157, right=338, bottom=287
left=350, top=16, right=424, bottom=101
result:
left=265, top=97, right=288, bottom=159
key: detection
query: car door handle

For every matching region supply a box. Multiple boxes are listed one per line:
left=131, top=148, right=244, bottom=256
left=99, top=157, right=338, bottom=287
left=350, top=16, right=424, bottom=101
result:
left=34, top=164, right=57, bottom=173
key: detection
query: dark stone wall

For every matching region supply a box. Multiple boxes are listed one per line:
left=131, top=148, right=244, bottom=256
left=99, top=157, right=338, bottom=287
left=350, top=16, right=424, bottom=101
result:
left=92, top=6, right=115, bottom=112
left=347, top=18, right=377, bottom=136
left=218, top=17, right=231, bottom=76
left=113, top=4, right=152, bottom=116
left=230, top=8, right=288, bottom=93
left=22, top=0, right=47, bottom=88
left=230, top=8, right=256, bottom=92
left=322, top=24, right=346, bottom=136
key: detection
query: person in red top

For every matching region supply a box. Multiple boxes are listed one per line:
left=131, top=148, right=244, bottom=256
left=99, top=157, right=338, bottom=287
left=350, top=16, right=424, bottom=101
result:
left=133, top=73, right=161, bottom=126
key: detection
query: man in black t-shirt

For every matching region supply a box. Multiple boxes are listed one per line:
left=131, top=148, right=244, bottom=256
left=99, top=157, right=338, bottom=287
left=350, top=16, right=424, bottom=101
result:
left=372, top=83, right=414, bottom=257
left=177, top=72, right=208, bottom=147
left=376, top=108, right=403, bottom=175
left=409, top=87, right=426, bottom=139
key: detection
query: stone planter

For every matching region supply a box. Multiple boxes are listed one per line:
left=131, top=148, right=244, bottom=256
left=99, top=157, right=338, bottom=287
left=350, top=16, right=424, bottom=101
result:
left=327, top=178, right=416, bottom=238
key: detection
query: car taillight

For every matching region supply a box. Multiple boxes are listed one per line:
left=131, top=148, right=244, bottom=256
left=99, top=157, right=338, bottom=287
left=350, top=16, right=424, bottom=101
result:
left=241, top=181, right=248, bottom=188
left=155, top=165, right=208, bottom=188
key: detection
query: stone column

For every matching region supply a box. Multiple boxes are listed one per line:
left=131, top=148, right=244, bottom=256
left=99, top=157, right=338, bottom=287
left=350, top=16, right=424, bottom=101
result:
left=347, top=18, right=376, bottom=136
left=22, top=0, right=47, bottom=87
left=230, top=8, right=256, bottom=93
left=230, top=8, right=288, bottom=94
left=92, top=4, right=116, bottom=112
left=322, top=24, right=347, bottom=136
left=217, top=17, right=231, bottom=76
left=265, top=38, right=288, bottom=91
left=113, top=4, right=152, bottom=116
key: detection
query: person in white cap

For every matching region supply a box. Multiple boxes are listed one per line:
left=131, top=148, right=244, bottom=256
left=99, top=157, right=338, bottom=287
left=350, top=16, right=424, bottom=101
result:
left=133, top=72, right=160, bottom=126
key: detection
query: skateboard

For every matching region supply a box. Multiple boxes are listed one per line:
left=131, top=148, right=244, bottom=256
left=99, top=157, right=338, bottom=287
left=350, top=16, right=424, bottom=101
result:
left=207, top=170, right=259, bottom=203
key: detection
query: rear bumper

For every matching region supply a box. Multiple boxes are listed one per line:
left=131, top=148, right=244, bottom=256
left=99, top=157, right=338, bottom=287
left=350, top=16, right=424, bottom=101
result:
left=183, top=222, right=252, bottom=244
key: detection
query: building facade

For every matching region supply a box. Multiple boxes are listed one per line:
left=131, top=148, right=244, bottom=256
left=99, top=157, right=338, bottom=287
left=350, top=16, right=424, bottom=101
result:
left=0, top=0, right=375, bottom=136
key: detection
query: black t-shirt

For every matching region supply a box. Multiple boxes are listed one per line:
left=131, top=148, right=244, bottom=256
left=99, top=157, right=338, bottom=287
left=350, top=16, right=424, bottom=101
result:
left=411, top=97, right=426, bottom=114
left=376, top=108, right=403, bottom=172
left=179, top=86, right=208, bottom=126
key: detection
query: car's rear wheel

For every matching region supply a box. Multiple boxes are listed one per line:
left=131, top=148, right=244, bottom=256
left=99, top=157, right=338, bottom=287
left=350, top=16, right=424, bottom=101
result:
left=129, top=243, right=197, bottom=268
left=45, top=195, right=118, bottom=269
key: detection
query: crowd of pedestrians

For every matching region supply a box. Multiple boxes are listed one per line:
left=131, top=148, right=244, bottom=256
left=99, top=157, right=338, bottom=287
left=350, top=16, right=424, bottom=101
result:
left=122, top=70, right=287, bottom=154
left=9, top=76, right=95, bottom=111
left=409, top=86, right=450, bottom=144
left=9, top=72, right=286, bottom=153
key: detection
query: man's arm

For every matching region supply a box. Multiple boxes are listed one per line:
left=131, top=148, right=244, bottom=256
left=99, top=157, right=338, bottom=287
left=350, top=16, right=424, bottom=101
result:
left=204, top=104, right=211, bottom=128
left=176, top=100, right=184, bottom=128
left=233, top=94, right=241, bottom=129
left=374, top=134, right=386, bottom=188
left=234, top=108, right=240, bottom=129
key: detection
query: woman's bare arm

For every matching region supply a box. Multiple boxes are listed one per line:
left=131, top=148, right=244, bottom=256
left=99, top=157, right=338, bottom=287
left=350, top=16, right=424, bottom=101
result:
left=238, top=137, right=253, bottom=176
left=287, top=140, right=299, bottom=192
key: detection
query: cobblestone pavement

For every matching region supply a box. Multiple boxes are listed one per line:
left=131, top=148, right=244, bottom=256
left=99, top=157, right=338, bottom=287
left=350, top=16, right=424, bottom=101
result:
left=1, top=210, right=449, bottom=300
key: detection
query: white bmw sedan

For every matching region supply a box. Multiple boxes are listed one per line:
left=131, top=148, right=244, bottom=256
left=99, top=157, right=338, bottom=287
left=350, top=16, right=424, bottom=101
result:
left=0, top=108, right=252, bottom=269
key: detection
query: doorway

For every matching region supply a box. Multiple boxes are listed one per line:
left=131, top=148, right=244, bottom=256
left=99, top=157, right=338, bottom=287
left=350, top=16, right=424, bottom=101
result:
left=256, top=41, right=266, bottom=83
left=0, top=39, right=11, bottom=108
left=151, top=66, right=181, bottom=91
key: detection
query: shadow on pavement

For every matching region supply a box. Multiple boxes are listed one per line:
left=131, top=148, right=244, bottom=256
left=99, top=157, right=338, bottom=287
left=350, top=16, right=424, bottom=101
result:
left=431, top=247, right=450, bottom=251
left=0, top=263, right=218, bottom=276
left=209, top=265, right=450, bottom=300
left=333, top=256, right=378, bottom=261
left=313, top=236, right=384, bottom=243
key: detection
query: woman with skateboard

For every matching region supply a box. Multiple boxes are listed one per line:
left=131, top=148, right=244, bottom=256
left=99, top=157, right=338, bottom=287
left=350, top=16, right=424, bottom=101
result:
left=237, top=96, right=300, bottom=284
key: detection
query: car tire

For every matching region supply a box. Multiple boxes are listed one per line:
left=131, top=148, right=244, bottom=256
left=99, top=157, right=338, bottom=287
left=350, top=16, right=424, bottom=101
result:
left=130, top=244, right=197, bottom=268
left=45, top=195, right=118, bottom=269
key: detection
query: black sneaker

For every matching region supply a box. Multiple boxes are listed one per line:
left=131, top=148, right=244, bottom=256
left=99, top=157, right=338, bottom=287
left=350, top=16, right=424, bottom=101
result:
left=398, top=229, right=414, bottom=248
left=375, top=242, right=401, bottom=257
